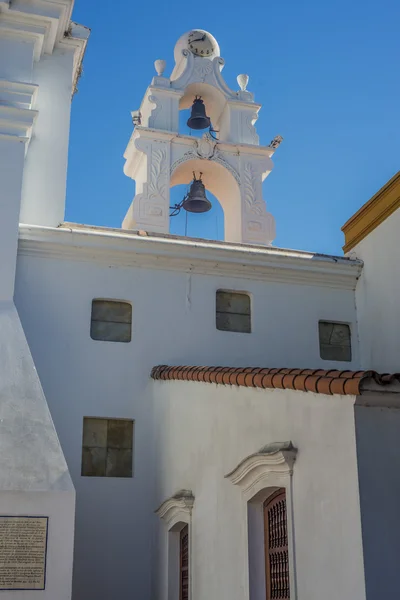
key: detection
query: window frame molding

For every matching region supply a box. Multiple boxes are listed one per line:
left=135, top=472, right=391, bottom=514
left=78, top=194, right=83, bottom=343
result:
left=156, top=490, right=194, bottom=600
left=225, top=442, right=298, bottom=600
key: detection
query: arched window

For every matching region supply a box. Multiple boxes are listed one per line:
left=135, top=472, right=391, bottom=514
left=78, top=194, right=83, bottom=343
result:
left=180, top=525, right=189, bottom=600
left=264, top=489, right=290, bottom=600
left=156, top=490, right=194, bottom=600
left=225, top=442, right=297, bottom=600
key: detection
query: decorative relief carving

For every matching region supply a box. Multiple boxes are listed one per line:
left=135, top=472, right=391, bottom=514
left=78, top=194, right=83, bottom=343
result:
left=133, top=144, right=169, bottom=226
left=193, top=58, right=213, bottom=82
left=243, top=163, right=266, bottom=216
left=247, top=221, right=262, bottom=232
left=148, top=147, right=168, bottom=200
left=196, top=136, right=216, bottom=159
left=169, top=140, right=240, bottom=185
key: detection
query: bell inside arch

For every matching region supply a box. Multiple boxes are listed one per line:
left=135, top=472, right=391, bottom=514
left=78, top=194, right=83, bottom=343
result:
left=187, top=97, right=211, bottom=130
left=182, top=175, right=212, bottom=213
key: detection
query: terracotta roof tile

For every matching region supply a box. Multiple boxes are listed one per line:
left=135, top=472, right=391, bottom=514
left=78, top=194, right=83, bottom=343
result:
left=150, top=366, right=400, bottom=396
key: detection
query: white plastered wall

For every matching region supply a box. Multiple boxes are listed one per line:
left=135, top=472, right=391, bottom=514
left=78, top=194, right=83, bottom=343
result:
left=15, top=242, right=360, bottom=600
left=350, top=208, right=400, bottom=372
left=0, top=3, right=87, bottom=599
left=20, top=48, right=76, bottom=226
left=152, top=381, right=366, bottom=600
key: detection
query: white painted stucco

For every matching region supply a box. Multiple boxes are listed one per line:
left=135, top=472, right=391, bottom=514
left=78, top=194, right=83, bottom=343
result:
left=0, top=3, right=88, bottom=599
left=20, top=49, right=76, bottom=227
left=14, top=228, right=361, bottom=600
left=152, top=380, right=366, bottom=600
left=2, top=3, right=397, bottom=600
left=350, top=208, right=400, bottom=372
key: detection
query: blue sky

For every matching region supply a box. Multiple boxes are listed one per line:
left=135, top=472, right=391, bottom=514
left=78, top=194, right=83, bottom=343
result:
left=66, top=0, right=400, bottom=255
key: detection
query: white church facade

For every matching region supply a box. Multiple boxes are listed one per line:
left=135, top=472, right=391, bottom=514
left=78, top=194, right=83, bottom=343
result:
left=1, top=2, right=400, bottom=600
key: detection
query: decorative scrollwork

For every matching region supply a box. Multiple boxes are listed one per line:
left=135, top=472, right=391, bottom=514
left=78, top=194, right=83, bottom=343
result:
left=244, top=112, right=259, bottom=145
left=148, top=95, right=162, bottom=129
left=170, top=144, right=240, bottom=185
left=193, top=58, right=213, bottom=82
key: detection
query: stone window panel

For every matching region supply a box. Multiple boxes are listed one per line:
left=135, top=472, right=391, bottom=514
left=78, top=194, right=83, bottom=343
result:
left=319, top=321, right=351, bottom=362
left=81, top=417, right=134, bottom=477
left=216, top=290, right=251, bottom=333
left=90, top=300, right=132, bottom=342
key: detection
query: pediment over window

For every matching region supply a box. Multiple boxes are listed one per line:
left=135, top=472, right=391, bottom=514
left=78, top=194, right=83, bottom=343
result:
left=155, top=490, right=195, bottom=527
left=225, top=442, right=297, bottom=495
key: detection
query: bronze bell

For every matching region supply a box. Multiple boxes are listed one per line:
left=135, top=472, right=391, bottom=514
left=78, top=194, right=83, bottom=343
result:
left=187, top=97, right=211, bottom=130
left=182, top=175, right=212, bottom=213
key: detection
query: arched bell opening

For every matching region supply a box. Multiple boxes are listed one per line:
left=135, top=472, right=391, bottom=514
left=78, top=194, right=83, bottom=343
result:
left=170, top=158, right=241, bottom=243
left=179, top=83, right=226, bottom=138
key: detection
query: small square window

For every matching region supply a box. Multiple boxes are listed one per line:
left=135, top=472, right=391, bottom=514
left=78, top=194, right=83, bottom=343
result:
left=216, top=290, right=251, bottom=333
left=90, top=300, right=132, bottom=342
left=319, top=321, right=351, bottom=362
left=81, top=417, right=134, bottom=477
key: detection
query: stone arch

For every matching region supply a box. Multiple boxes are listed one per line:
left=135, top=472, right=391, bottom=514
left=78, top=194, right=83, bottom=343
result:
left=170, top=157, right=241, bottom=243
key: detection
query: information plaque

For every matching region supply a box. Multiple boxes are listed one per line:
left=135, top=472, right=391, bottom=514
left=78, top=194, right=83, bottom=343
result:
left=0, top=516, right=48, bottom=590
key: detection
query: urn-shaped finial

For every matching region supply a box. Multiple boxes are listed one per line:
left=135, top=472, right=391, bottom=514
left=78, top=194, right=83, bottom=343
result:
left=237, top=73, right=249, bottom=91
left=154, top=59, right=166, bottom=76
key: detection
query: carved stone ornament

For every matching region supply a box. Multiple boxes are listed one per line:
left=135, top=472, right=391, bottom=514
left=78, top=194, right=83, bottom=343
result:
left=225, top=441, right=297, bottom=495
left=196, top=135, right=216, bottom=159
left=171, top=51, right=238, bottom=100
left=237, top=73, right=249, bottom=91
left=154, top=59, right=166, bottom=76
left=193, top=57, right=213, bottom=82
left=243, top=112, right=259, bottom=145
left=155, top=489, right=195, bottom=527
left=243, top=162, right=266, bottom=216
left=170, top=138, right=240, bottom=185
left=132, top=143, right=169, bottom=226
left=147, top=95, right=162, bottom=128
left=147, top=147, right=168, bottom=200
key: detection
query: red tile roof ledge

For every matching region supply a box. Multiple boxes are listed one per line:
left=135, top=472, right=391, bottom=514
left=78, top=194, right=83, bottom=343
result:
left=151, top=366, right=400, bottom=397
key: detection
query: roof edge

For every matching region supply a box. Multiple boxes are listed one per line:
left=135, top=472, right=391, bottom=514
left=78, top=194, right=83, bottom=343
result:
left=150, top=365, right=400, bottom=397
left=342, top=171, right=400, bottom=253
left=18, top=224, right=362, bottom=290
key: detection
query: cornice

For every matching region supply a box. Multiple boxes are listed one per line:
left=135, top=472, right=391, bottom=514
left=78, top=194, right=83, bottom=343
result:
left=59, top=21, right=90, bottom=96
left=0, top=3, right=89, bottom=96
left=0, top=104, right=38, bottom=147
left=342, top=171, right=400, bottom=253
left=0, top=79, right=38, bottom=109
left=225, top=442, right=297, bottom=495
left=125, top=127, right=275, bottom=163
left=0, top=7, right=57, bottom=58
left=18, top=224, right=362, bottom=290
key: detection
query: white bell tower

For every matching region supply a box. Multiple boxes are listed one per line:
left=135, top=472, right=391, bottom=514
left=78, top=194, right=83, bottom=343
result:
left=122, top=30, right=281, bottom=246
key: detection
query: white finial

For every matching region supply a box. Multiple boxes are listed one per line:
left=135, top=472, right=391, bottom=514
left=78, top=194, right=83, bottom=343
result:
left=154, top=59, right=166, bottom=76
left=237, top=74, right=249, bottom=91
